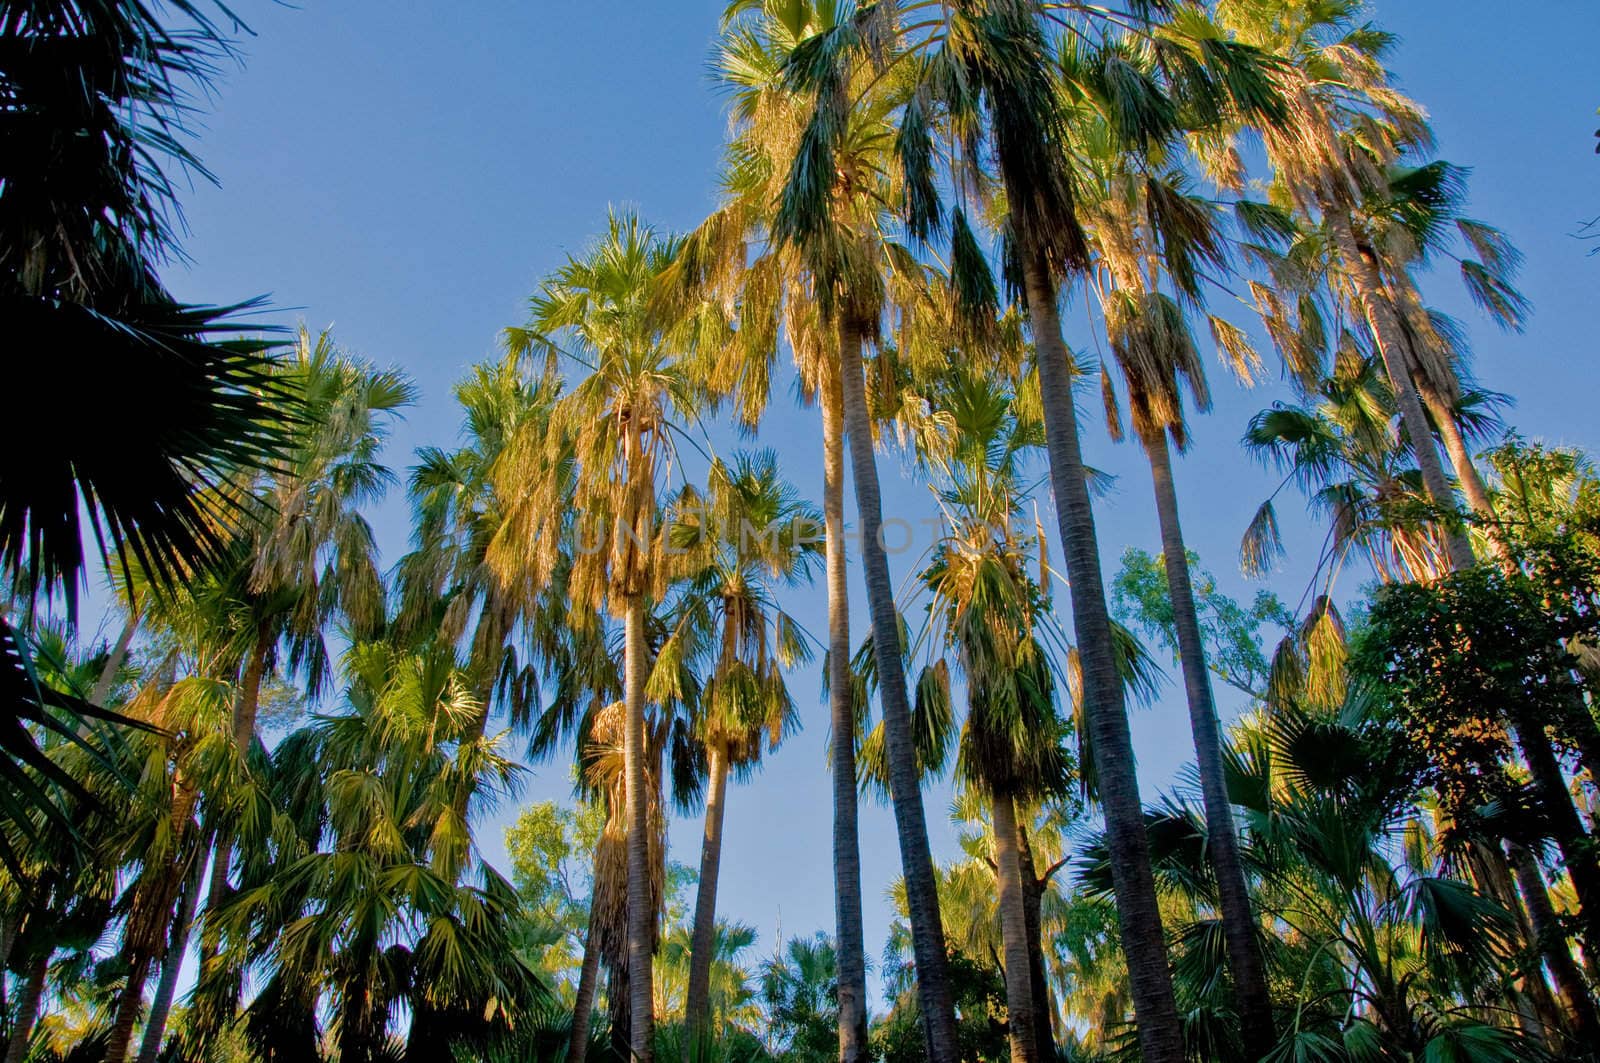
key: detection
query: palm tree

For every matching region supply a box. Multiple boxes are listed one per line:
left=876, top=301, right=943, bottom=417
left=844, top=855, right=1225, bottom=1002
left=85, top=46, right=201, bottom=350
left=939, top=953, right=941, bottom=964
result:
left=769, top=10, right=970, bottom=1052
left=0, top=0, right=289, bottom=609
left=1218, top=0, right=1480, bottom=570
left=658, top=920, right=763, bottom=1034
left=213, top=638, right=538, bottom=1063
left=909, top=367, right=1071, bottom=1062
left=688, top=7, right=891, bottom=1049
left=495, top=209, right=704, bottom=1062
left=762, top=933, right=843, bottom=1062
left=394, top=354, right=571, bottom=879
left=663, top=451, right=820, bottom=1047
left=1083, top=140, right=1278, bottom=1050
left=396, top=355, right=561, bottom=715
left=0, top=0, right=292, bottom=880
left=99, top=671, right=238, bottom=1063
left=198, top=328, right=411, bottom=980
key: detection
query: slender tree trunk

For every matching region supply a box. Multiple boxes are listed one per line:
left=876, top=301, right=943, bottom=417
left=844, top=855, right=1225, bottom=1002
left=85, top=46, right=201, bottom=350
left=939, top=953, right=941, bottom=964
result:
left=1141, top=429, right=1276, bottom=1057
left=135, top=847, right=207, bottom=1063
left=3, top=949, right=48, bottom=1063
left=568, top=893, right=604, bottom=1063
left=624, top=597, right=656, bottom=1063
left=1418, top=385, right=1506, bottom=555
left=200, top=623, right=272, bottom=968
left=836, top=317, right=961, bottom=1061
left=90, top=600, right=142, bottom=707
left=107, top=782, right=201, bottom=1063
left=1018, top=249, right=1183, bottom=1063
left=1509, top=715, right=1600, bottom=949
left=1468, top=843, right=1559, bottom=1049
left=991, top=790, right=1039, bottom=1063
left=1016, top=827, right=1057, bottom=1061
left=822, top=368, right=870, bottom=1063
left=1325, top=213, right=1474, bottom=570
left=1509, top=841, right=1600, bottom=1045
left=103, top=957, right=152, bottom=1063
left=684, top=745, right=730, bottom=1049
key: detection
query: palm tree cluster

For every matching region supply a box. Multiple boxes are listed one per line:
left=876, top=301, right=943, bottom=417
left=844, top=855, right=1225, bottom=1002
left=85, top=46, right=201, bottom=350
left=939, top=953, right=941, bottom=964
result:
left=4, top=1, right=1599, bottom=1062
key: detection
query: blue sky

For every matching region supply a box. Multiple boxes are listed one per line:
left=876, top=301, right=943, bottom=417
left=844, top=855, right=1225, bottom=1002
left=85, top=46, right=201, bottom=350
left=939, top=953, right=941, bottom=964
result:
left=153, top=0, right=1600, bottom=1008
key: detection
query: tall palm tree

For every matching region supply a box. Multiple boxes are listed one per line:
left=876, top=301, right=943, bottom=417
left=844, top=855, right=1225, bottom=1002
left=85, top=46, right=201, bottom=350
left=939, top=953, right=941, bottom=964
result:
left=1083, top=137, right=1278, bottom=1048
left=394, top=354, right=571, bottom=880
left=686, top=7, right=889, bottom=1049
left=1218, top=0, right=1479, bottom=570
left=769, top=9, right=971, bottom=1053
left=911, top=368, right=1073, bottom=1062
left=212, top=638, right=537, bottom=1063
left=663, top=451, right=820, bottom=1047
left=198, top=328, right=411, bottom=977
left=865, top=8, right=1274, bottom=1054
left=494, top=210, right=703, bottom=1062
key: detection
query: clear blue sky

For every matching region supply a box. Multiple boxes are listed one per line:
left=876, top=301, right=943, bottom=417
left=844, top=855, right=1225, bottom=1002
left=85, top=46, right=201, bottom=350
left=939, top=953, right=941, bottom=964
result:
left=156, top=0, right=1599, bottom=1008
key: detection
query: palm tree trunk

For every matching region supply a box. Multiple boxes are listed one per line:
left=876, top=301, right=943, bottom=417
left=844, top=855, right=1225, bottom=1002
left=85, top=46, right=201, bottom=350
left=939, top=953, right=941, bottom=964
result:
left=624, top=596, right=656, bottom=1063
left=684, top=744, right=730, bottom=1048
left=1324, top=212, right=1474, bottom=570
left=200, top=622, right=272, bottom=968
left=90, top=599, right=142, bottom=707
left=3, top=948, right=48, bottom=1063
left=1509, top=841, right=1600, bottom=1044
left=1018, top=248, right=1184, bottom=1063
left=1467, top=843, right=1560, bottom=1048
left=568, top=893, right=604, bottom=1063
left=1141, top=428, right=1276, bottom=1057
left=1016, top=826, right=1057, bottom=1061
left=822, top=367, right=870, bottom=1063
left=991, top=789, right=1038, bottom=1063
left=1418, top=384, right=1506, bottom=556
left=103, top=957, right=152, bottom=1063
left=1508, top=713, right=1600, bottom=948
left=836, top=316, right=961, bottom=1061
left=135, top=847, right=208, bottom=1063
left=107, top=780, right=201, bottom=1063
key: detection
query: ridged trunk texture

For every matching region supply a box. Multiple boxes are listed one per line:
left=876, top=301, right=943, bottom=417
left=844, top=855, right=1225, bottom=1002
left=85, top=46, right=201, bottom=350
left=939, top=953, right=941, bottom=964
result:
left=135, top=844, right=208, bottom=1063
left=103, top=957, right=152, bottom=1063
left=991, top=790, right=1038, bottom=1063
left=3, top=949, right=48, bottom=1063
left=836, top=317, right=960, bottom=1060
left=1141, top=429, right=1276, bottom=1056
left=1325, top=213, right=1474, bottom=570
left=624, top=597, right=656, bottom=1062
left=1019, top=249, right=1183, bottom=1062
left=567, top=892, right=604, bottom=1063
left=684, top=745, right=729, bottom=1048
left=1509, top=841, right=1600, bottom=1044
left=1418, top=385, right=1505, bottom=558
left=822, top=368, right=870, bottom=1062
